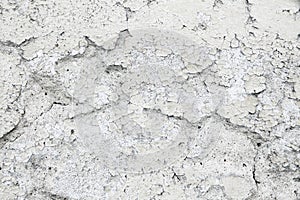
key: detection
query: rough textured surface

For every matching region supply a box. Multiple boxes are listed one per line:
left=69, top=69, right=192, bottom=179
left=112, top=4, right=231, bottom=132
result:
left=0, top=0, right=299, bottom=199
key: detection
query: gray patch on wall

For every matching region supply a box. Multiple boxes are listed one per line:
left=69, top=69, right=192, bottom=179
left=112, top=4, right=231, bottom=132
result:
left=73, top=29, right=225, bottom=173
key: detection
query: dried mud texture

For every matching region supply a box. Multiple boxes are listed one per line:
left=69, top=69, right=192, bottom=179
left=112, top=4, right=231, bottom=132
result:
left=0, top=0, right=299, bottom=200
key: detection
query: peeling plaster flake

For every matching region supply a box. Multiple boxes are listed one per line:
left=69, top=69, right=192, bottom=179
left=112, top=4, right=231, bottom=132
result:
left=244, top=74, right=266, bottom=94
left=251, top=0, right=300, bottom=40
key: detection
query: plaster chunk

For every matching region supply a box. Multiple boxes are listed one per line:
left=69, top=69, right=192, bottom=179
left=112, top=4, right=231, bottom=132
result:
left=244, top=74, right=266, bottom=94
left=221, top=176, right=254, bottom=200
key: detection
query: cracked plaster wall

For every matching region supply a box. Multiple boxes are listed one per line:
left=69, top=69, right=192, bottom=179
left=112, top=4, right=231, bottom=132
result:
left=0, top=0, right=300, bottom=199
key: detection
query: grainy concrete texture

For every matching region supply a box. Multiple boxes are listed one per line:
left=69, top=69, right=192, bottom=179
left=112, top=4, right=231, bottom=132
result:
left=0, top=0, right=299, bottom=199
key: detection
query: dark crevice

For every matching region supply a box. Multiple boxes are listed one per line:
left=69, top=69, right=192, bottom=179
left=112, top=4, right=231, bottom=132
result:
left=105, top=64, right=127, bottom=73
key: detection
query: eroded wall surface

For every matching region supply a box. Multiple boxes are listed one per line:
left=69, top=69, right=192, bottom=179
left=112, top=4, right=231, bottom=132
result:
left=0, top=0, right=299, bottom=199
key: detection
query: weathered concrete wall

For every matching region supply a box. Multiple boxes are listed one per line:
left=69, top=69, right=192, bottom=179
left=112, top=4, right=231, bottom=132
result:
left=0, top=0, right=299, bottom=199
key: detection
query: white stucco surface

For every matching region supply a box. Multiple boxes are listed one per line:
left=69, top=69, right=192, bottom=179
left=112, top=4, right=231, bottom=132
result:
left=0, top=0, right=299, bottom=199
